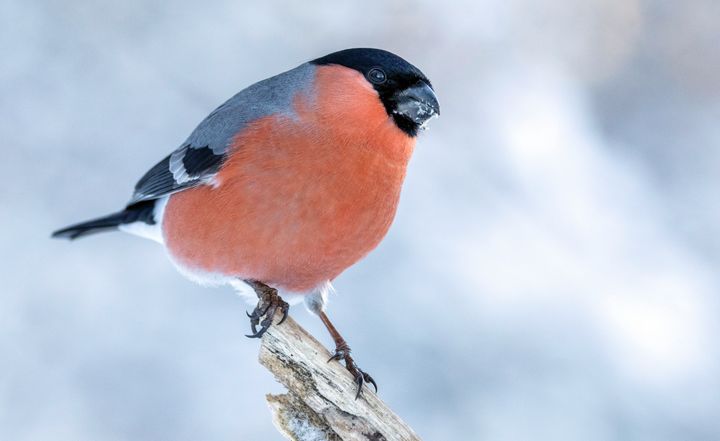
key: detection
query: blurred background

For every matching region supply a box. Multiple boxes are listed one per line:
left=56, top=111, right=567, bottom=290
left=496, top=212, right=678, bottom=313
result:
left=2, top=0, right=719, bottom=439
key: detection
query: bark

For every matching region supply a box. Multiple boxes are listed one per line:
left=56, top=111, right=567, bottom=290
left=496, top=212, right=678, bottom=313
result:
left=259, top=317, right=422, bottom=441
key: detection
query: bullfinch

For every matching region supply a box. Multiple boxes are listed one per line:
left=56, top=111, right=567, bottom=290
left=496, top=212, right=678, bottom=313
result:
left=53, top=48, right=440, bottom=397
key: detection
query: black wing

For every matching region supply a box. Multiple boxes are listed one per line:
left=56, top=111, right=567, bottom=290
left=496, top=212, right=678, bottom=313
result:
left=129, top=144, right=225, bottom=204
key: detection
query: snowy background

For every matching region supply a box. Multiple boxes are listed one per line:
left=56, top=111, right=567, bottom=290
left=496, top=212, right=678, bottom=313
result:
left=2, top=1, right=719, bottom=440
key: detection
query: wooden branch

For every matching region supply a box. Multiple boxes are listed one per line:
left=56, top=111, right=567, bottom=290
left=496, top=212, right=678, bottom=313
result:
left=259, top=316, right=422, bottom=441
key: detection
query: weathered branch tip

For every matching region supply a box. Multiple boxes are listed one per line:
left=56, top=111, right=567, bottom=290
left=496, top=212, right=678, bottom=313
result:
left=258, top=316, right=422, bottom=441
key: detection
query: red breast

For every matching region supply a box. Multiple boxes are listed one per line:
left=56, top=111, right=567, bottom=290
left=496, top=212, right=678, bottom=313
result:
left=162, top=65, right=415, bottom=292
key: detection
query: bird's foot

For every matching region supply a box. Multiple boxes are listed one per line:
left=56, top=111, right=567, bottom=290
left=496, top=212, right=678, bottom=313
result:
left=328, top=343, right=377, bottom=399
left=245, top=282, right=289, bottom=338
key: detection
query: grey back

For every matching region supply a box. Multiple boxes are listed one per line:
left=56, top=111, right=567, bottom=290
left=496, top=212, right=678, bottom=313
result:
left=129, top=63, right=317, bottom=204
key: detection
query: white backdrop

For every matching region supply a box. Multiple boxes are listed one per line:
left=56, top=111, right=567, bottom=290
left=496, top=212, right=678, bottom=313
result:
left=2, top=1, right=719, bottom=439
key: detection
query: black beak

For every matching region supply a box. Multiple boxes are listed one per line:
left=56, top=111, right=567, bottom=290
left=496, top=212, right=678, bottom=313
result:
left=394, top=81, right=440, bottom=126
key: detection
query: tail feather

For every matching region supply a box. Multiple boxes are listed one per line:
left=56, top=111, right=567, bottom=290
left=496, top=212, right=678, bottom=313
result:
left=52, top=212, right=127, bottom=239
left=52, top=201, right=157, bottom=240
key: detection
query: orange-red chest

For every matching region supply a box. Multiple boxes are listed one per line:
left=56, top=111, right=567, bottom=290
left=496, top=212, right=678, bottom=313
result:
left=162, top=66, right=415, bottom=292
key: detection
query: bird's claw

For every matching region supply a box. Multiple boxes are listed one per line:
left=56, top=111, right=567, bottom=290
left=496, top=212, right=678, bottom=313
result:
left=353, top=370, right=377, bottom=399
left=245, top=284, right=289, bottom=339
left=327, top=343, right=349, bottom=363
left=347, top=358, right=377, bottom=399
left=327, top=344, right=377, bottom=399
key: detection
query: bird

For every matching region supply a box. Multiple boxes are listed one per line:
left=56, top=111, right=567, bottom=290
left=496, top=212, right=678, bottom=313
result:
left=52, top=48, right=439, bottom=398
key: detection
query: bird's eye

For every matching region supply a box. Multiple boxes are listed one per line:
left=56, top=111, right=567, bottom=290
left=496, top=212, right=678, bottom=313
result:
left=367, top=68, right=387, bottom=84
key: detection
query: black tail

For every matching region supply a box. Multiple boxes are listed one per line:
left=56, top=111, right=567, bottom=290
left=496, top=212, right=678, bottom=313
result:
left=52, top=200, right=157, bottom=240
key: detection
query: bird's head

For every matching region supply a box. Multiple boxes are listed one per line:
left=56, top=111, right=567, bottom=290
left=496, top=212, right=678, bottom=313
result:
left=312, top=48, right=439, bottom=137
